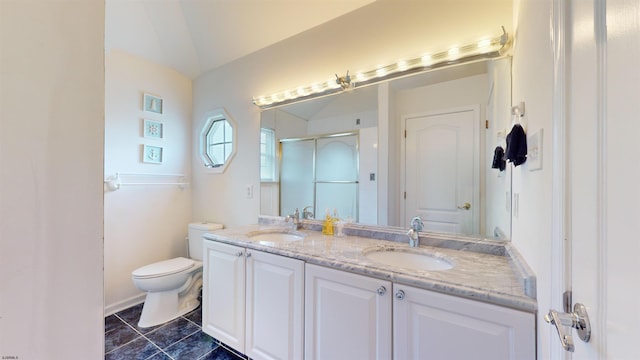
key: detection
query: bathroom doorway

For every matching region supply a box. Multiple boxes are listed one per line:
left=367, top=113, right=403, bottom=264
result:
left=402, top=106, right=480, bottom=235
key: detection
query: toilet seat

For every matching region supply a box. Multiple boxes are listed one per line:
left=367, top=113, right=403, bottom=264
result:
left=132, top=257, right=195, bottom=279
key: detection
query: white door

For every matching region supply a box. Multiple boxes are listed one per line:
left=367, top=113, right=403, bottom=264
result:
left=246, top=250, right=304, bottom=360
left=304, top=264, right=392, bottom=360
left=549, top=0, right=640, bottom=358
left=403, top=106, right=479, bottom=234
left=202, top=241, right=246, bottom=352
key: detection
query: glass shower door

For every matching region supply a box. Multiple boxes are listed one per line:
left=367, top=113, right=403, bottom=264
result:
left=280, top=139, right=315, bottom=218
left=315, top=134, right=358, bottom=221
left=279, top=133, right=359, bottom=222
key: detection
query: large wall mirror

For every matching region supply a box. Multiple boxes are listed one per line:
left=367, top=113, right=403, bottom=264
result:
left=260, top=58, right=513, bottom=240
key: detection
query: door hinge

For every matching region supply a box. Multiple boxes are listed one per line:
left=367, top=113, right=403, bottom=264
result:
left=404, top=130, right=407, bottom=138
left=485, top=119, right=489, bottom=129
left=404, top=191, right=406, bottom=199
left=563, top=290, right=572, bottom=313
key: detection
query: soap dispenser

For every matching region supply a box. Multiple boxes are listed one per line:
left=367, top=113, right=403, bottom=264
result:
left=322, top=209, right=334, bottom=235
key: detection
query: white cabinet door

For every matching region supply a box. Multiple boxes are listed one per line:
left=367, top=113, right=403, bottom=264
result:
left=305, top=264, right=392, bottom=360
left=393, top=284, right=535, bottom=360
left=246, top=249, right=304, bottom=360
left=202, top=241, right=246, bottom=352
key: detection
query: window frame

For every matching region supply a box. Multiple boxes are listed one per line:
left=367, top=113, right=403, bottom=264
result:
left=260, top=127, right=277, bottom=182
left=200, top=108, right=237, bottom=173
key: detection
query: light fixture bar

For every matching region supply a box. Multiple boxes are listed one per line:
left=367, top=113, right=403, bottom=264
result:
left=252, top=27, right=511, bottom=109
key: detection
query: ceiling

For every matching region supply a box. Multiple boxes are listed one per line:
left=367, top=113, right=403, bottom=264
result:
left=105, top=0, right=376, bottom=79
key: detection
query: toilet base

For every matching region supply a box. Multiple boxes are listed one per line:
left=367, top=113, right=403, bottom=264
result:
left=138, top=273, right=203, bottom=328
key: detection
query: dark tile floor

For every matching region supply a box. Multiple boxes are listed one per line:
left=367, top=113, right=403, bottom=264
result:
left=105, top=303, right=248, bottom=360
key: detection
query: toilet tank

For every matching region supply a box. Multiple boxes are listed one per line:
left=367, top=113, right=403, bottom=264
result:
left=188, top=222, right=223, bottom=260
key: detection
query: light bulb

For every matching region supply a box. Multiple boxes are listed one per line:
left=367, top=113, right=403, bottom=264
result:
left=448, top=47, right=460, bottom=59
left=477, top=39, right=491, bottom=48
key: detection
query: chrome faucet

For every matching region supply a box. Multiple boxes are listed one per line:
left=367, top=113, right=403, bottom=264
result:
left=407, top=216, right=424, bottom=247
left=302, top=206, right=314, bottom=219
left=285, top=208, right=301, bottom=230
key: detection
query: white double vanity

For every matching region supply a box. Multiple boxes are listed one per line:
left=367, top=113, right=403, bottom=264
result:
left=201, top=218, right=536, bottom=360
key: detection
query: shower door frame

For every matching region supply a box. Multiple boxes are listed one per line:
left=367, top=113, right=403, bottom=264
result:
left=279, top=131, right=360, bottom=222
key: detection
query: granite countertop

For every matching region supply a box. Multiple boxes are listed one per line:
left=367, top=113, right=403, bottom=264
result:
left=203, top=219, right=537, bottom=313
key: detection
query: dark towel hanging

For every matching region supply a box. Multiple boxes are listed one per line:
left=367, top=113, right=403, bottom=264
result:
left=491, top=146, right=506, bottom=171
left=504, top=124, right=527, bottom=166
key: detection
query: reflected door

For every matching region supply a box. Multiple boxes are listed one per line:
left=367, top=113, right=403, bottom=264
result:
left=404, top=106, right=479, bottom=234
left=280, top=134, right=358, bottom=221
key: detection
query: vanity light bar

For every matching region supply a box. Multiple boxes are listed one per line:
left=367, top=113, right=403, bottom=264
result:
left=252, top=27, right=511, bottom=109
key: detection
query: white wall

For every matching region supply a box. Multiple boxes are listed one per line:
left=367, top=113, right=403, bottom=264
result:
left=307, top=109, right=377, bottom=135
left=358, top=126, right=379, bottom=225
left=104, top=50, right=193, bottom=313
left=511, top=0, right=555, bottom=357
left=485, top=58, right=513, bottom=239
left=192, top=0, right=513, bottom=227
left=0, top=1, right=104, bottom=358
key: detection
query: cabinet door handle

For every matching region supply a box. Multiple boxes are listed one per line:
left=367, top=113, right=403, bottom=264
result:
left=236, top=251, right=244, bottom=257
left=246, top=252, right=252, bottom=258
left=376, top=286, right=387, bottom=296
left=395, top=289, right=406, bottom=300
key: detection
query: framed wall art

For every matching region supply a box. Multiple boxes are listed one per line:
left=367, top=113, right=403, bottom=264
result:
left=143, top=93, right=163, bottom=114
left=143, top=119, right=163, bottom=139
left=142, top=145, right=163, bottom=164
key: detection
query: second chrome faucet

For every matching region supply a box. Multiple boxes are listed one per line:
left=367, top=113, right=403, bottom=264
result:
left=285, top=208, right=301, bottom=230
left=407, top=216, right=424, bottom=247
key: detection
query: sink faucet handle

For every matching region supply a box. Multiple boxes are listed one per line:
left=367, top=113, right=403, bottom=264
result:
left=410, top=216, right=424, bottom=231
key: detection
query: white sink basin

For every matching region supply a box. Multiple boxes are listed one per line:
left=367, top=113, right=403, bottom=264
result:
left=247, top=229, right=305, bottom=242
left=364, top=248, right=453, bottom=271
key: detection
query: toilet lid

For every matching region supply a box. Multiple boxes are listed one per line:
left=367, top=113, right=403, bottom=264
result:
left=132, top=257, right=195, bottom=279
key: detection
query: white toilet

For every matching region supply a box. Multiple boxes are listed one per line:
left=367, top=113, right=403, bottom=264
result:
left=131, top=222, right=223, bottom=328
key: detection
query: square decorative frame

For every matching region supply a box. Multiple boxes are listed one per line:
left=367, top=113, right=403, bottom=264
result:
left=142, top=145, right=163, bottom=164
left=143, top=119, right=164, bottom=139
left=143, top=93, right=163, bottom=114
left=527, top=128, right=543, bottom=171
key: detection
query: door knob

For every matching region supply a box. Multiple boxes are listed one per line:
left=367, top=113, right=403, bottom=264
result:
left=544, top=303, right=591, bottom=352
left=457, top=202, right=471, bottom=210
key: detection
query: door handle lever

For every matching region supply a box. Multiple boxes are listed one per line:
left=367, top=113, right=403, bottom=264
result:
left=544, top=303, right=591, bottom=352
left=457, top=202, right=471, bottom=210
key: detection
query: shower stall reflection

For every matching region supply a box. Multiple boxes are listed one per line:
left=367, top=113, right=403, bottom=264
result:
left=280, top=132, right=361, bottom=222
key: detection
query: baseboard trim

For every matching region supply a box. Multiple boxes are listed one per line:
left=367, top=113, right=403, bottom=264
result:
left=104, top=293, right=146, bottom=317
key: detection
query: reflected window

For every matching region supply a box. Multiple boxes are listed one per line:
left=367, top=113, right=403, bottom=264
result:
left=200, top=108, right=236, bottom=173
left=260, top=128, right=276, bottom=181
